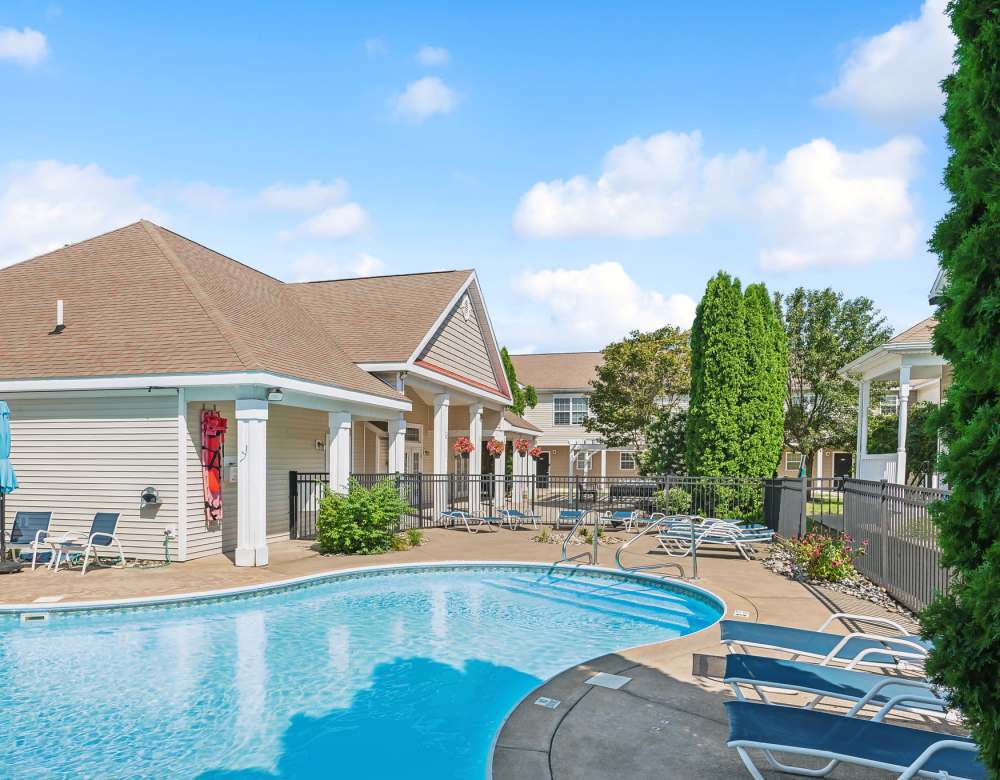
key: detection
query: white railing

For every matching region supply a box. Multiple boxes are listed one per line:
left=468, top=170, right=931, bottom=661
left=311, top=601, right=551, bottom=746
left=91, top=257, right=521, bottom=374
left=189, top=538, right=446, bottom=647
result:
left=859, top=453, right=899, bottom=483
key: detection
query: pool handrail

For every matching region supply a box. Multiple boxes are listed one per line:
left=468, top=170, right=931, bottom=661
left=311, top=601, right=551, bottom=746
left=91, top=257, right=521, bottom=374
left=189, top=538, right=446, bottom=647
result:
left=559, top=509, right=601, bottom=565
left=615, top=514, right=689, bottom=578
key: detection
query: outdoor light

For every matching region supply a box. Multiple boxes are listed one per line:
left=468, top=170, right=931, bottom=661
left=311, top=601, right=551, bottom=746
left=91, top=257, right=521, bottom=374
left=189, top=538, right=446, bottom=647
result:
left=267, top=388, right=284, bottom=402
left=140, top=486, right=161, bottom=507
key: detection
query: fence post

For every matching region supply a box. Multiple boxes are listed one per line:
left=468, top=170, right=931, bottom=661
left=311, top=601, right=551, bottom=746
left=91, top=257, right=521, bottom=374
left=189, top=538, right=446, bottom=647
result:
left=288, top=470, right=298, bottom=539
left=879, top=479, right=889, bottom=585
left=799, top=475, right=808, bottom=537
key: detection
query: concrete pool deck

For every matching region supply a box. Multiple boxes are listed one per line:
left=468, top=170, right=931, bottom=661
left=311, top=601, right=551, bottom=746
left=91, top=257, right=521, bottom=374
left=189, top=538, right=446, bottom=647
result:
left=0, top=528, right=932, bottom=779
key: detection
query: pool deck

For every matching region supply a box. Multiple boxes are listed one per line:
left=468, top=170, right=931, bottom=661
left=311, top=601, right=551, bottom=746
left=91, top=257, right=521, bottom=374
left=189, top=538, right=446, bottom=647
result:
left=0, top=528, right=932, bottom=779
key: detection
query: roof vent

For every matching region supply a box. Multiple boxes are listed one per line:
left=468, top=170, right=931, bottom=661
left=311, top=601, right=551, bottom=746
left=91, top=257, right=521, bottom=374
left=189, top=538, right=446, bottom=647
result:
left=49, top=300, right=65, bottom=335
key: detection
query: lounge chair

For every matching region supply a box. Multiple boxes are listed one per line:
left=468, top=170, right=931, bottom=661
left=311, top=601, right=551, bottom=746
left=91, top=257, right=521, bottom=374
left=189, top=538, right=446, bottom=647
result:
left=440, top=509, right=501, bottom=534
left=602, top=510, right=638, bottom=530
left=8, top=511, right=54, bottom=569
left=720, top=613, right=930, bottom=671
left=555, top=509, right=585, bottom=530
left=499, top=508, right=540, bottom=530
left=724, top=654, right=949, bottom=719
left=658, top=520, right=773, bottom=560
left=52, top=512, right=125, bottom=574
left=725, top=700, right=984, bottom=779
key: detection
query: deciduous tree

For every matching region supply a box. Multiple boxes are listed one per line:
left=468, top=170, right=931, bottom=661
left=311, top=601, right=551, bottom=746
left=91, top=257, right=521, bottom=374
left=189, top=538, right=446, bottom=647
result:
left=500, top=347, right=537, bottom=417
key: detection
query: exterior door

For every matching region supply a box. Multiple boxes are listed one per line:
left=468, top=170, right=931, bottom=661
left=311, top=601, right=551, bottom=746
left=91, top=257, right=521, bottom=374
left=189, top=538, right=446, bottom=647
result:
left=833, top=453, right=852, bottom=478
left=536, top=451, right=550, bottom=488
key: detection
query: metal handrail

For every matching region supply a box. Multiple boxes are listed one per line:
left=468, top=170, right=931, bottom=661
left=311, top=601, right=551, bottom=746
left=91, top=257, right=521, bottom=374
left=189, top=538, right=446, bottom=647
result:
left=558, top=510, right=600, bottom=565
left=615, top=514, right=696, bottom=579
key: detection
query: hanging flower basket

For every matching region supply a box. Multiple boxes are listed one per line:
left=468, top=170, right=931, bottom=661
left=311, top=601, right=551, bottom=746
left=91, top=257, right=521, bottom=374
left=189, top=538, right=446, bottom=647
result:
left=485, top=439, right=505, bottom=458
left=528, top=446, right=543, bottom=460
left=513, top=438, right=531, bottom=455
left=453, top=436, right=476, bottom=459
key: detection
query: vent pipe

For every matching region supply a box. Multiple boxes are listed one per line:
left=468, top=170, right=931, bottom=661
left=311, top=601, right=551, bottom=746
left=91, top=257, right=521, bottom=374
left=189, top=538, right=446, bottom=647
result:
left=51, top=299, right=65, bottom=335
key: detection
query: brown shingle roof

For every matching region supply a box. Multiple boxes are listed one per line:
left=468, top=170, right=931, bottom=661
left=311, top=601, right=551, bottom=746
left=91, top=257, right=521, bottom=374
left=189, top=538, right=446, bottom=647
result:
left=503, top=409, right=542, bottom=433
left=889, top=317, right=937, bottom=346
left=508, top=352, right=602, bottom=390
left=0, top=221, right=403, bottom=401
left=291, top=271, right=472, bottom=362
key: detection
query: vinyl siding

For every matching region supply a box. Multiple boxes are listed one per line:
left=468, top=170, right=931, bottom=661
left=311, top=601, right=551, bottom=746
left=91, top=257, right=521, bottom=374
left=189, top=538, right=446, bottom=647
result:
left=5, top=393, right=180, bottom=561
left=522, top=392, right=599, bottom=446
left=420, top=293, right=500, bottom=391
left=185, top=401, right=236, bottom=559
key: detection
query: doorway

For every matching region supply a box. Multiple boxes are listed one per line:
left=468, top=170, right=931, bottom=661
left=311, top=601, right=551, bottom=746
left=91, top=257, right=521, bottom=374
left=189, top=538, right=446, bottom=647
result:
left=833, top=453, right=852, bottom=478
left=536, top=451, right=550, bottom=488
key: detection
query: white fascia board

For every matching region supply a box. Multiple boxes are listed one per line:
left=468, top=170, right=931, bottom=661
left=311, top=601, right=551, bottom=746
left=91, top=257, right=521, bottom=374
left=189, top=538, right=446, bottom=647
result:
left=467, top=272, right=513, bottom=398
left=406, top=273, right=475, bottom=363
left=357, top=361, right=511, bottom=406
left=0, top=371, right=410, bottom=412
left=499, top=419, right=541, bottom=437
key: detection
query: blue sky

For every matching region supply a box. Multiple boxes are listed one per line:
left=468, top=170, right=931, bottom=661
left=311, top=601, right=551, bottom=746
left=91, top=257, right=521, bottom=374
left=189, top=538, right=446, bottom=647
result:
left=0, top=1, right=953, bottom=352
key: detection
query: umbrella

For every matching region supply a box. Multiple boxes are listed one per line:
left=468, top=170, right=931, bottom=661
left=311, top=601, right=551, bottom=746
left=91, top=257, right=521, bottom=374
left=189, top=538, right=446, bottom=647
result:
left=0, top=400, right=22, bottom=574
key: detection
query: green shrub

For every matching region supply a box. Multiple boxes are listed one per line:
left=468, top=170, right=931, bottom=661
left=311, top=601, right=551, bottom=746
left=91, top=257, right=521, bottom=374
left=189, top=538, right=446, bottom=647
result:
left=406, top=529, right=423, bottom=548
left=784, top=533, right=867, bottom=582
left=315, top=479, right=414, bottom=555
left=656, top=487, right=693, bottom=514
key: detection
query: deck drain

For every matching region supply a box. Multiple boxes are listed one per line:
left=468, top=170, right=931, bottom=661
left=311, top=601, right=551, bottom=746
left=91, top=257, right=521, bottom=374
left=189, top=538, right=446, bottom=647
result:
left=534, top=697, right=561, bottom=709
left=732, top=609, right=752, bottom=618
left=585, top=672, right=631, bottom=690
left=33, top=595, right=64, bottom=603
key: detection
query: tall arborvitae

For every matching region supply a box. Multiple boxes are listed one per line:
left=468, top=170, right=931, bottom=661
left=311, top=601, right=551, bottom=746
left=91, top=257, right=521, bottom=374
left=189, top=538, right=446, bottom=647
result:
left=921, top=2, right=1000, bottom=773
left=685, top=272, right=747, bottom=477
left=740, top=283, right=788, bottom=477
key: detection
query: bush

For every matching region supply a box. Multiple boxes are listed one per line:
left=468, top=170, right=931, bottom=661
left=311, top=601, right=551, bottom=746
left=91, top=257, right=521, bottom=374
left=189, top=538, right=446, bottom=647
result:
left=784, top=533, right=867, bottom=582
left=406, top=529, right=423, bottom=548
left=316, top=479, right=414, bottom=555
left=656, top=487, right=693, bottom=514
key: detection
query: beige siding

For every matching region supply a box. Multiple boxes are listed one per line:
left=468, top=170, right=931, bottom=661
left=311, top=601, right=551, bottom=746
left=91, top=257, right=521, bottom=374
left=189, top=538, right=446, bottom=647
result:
left=353, top=421, right=385, bottom=473
left=6, top=393, right=180, bottom=561
left=420, top=293, right=500, bottom=391
left=185, top=401, right=236, bottom=559
left=267, top=405, right=328, bottom=541
left=523, top=392, right=594, bottom=446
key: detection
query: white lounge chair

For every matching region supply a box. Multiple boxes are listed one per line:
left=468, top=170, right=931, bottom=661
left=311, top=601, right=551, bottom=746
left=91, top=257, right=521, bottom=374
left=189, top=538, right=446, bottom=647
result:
left=440, top=509, right=501, bottom=533
left=658, top=520, right=773, bottom=560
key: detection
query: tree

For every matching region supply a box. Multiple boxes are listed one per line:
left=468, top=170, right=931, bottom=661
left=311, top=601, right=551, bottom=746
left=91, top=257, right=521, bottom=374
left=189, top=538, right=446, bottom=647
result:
left=866, top=402, right=938, bottom=485
left=779, top=288, right=892, bottom=476
left=920, top=3, right=1000, bottom=772
left=500, top=347, right=537, bottom=417
left=641, top=408, right=687, bottom=475
left=740, top=283, right=788, bottom=477
left=586, top=327, right=690, bottom=454
left=686, top=272, right=747, bottom=477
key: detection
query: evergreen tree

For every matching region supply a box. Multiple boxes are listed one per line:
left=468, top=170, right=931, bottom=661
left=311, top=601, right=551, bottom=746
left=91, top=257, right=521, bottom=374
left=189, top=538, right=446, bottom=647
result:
left=921, top=2, right=1000, bottom=772
left=686, top=272, right=747, bottom=477
left=740, top=283, right=788, bottom=477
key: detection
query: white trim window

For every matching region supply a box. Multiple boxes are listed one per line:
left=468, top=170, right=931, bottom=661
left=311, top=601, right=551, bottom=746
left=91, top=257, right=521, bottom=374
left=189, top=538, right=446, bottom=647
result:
left=619, top=451, right=637, bottom=471
left=785, top=452, right=803, bottom=472
left=405, top=425, right=422, bottom=443
left=554, top=395, right=588, bottom=426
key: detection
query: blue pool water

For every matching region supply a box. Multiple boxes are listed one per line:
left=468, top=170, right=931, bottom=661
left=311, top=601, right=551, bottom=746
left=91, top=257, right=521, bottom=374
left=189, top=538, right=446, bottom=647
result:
left=0, top=564, right=722, bottom=779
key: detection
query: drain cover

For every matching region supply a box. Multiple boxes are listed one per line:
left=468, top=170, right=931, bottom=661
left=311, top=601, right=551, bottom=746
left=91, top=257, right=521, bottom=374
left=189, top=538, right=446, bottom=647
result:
left=732, top=609, right=752, bottom=618
left=585, top=672, right=631, bottom=690
left=534, top=697, right=561, bottom=709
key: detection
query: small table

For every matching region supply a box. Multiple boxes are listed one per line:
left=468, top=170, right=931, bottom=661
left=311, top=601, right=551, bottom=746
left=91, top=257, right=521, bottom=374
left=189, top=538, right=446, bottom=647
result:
left=46, top=534, right=80, bottom=571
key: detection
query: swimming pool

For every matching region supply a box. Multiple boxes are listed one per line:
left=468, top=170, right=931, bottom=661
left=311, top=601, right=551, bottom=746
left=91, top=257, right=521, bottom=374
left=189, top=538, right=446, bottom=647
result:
left=0, top=563, right=723, bottom=779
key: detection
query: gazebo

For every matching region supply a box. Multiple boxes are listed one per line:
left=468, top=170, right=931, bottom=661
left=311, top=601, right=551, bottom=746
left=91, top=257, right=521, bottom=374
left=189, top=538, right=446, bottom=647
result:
left=839, top=317, right=947, bottom=485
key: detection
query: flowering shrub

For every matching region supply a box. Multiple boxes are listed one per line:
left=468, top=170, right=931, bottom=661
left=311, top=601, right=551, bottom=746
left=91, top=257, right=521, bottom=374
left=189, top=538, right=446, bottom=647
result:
left=785, top=532, right=868, bottom=582
left=453, top=436, right=475, bottom=456
left=485, top=439, right=505, bottom=457
left=513, top=438, right=531, bottom=455
left=528, top=446, right=543, bottom=460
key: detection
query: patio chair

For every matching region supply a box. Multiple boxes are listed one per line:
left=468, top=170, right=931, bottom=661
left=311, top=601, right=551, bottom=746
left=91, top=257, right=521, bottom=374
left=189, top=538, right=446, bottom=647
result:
left=720, top=613, right=931, bottom=671
left=555, top=509, right=585, bottom=530
left=725, top=700, right=984, bottom=780
left=657, top=521, right=773, bottom=560
left=440, top=509, right=501, bottom=534
left=8, top=511, right=53, bottom=569
left=603, top=510, right=639, bottom=531
left=724, top=654, right=949, bottom=720
left=52, top=512, right=125, bottom=574
left=498, top=508, right=540, bottom=530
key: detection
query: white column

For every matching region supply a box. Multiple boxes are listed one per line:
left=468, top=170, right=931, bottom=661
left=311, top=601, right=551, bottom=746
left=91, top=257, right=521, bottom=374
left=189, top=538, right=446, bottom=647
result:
left=327, top=411, right=352, bottom=494
left=600, top=449, right=607, bottom=481
left=856, top=380, right=870, bottom=477
left=896, top=364, right=911, bottom=484
left=493, top=431, right=506, bottom=508
left=432, top=394, right=450, bottom=517
left=468, top=403, right=483, bottom=477
left=815, top=448, right=824, bottom=480
left=235, top=398, right=268, bottom=567
left=387, top=413, right=406, bottom=474
left=568, top=445, right=575, bottom=478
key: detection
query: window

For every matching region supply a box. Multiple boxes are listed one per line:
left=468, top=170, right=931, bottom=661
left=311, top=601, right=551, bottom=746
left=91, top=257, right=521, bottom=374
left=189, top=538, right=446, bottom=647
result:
left=573, top=450, right=594, bottom=472
left=405, top=426, right=421, bottom=443
left=619, top=451, right=637, bottom=471
left=785, top=452, right=803, bottom=472
left=554, top=395, right=588, bottom=425
left=880, top=394, right=899, bottom=416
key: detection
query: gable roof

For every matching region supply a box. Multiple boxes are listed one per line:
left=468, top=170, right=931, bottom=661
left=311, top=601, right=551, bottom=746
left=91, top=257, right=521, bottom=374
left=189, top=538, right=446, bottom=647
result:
left=888, top=317, right=937, bottom=346
left=291, top=271, right=473, bottom=363
left=0, top=221, right=403, bottom=401
left=503, top=409, right=542, bottom=433
left=508, top=352, right=603, bottom=390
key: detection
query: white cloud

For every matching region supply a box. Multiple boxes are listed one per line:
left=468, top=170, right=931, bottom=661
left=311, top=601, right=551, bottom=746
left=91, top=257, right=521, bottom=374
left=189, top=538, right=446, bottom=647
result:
left=510, top=262, right=697, bottom=349
left=757, top=136, right=923, bottom=271
left=0, top=26, right=48, bottom=66
left=416, top=45, right=450, bottom=66
left=289, top=251, right=385, bottom=282
left=513, top=131, right=764, bottom=238
left=0, top=160, right=154, bottom=267
left=364, top=37, right=387, bottom=56
left=258, top=179, right=350, bottom=211
left=819, top=0, right=955, bottom=124
left=392, top=77, right=458, bottom=123
left=298, top=203, right=369, bottom=238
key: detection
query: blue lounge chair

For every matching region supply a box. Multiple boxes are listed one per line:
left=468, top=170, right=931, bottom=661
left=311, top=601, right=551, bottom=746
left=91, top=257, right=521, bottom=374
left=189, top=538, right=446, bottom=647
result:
left=556, top=509, right=585, bottom=529
left=53, top=512, right=125, bottom=574
left=441, top=509, right=501, bottom=533
left=603, top=510, right=639, bottom=530
left=724, top=655, right=948, bottom=719
left=499, top=508, right=540, bottom=530
left=725, top=700, right=984, bottom=779
left=721, top=613, right=930, bottom=670
left=8, top=511, right=53, bottom=569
